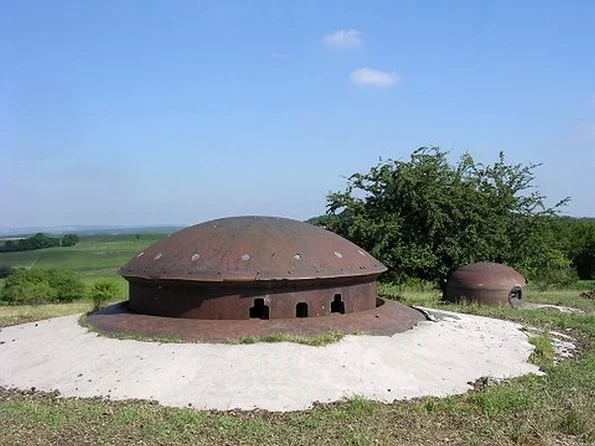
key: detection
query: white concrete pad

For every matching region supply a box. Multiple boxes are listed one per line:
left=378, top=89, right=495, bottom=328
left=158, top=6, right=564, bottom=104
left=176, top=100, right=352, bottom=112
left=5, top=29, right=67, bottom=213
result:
left=0, top=309, right=541, bottom=412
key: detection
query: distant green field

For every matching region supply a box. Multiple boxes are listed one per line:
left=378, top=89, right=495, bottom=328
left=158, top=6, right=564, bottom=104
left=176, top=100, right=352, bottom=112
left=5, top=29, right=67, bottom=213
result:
left=0, top=233, right=169, bottom=291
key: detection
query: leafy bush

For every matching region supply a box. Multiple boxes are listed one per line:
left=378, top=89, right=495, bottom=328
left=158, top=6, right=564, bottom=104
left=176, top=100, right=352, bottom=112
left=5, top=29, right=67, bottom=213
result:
left=0, top=280, right=56, bottom=305
left=89, top=279, right=120, bottom=311
left=0, top=268, right=86, bottom=305
left=522, top=258, right=578, bottom=291
left=47, top=269, right=86, bottom=302
left=0, top=265, right=15, bottom=279
left=515, top=220, right=578, bottom=289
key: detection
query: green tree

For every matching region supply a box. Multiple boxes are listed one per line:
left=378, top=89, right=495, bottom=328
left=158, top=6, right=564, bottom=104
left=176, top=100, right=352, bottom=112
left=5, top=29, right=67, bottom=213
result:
left=0, top=233, right=61, bottom=252
left=29, top=233, right=60, bottom=249
left=323, top=147, right=569, bottom=285
left=89, top=279, right=120, bottom=311
left=1, top=240, right=16, bottom=252
left=561, top=219, right=595, bottom=280
left=61, top=234, right=80, bottom=247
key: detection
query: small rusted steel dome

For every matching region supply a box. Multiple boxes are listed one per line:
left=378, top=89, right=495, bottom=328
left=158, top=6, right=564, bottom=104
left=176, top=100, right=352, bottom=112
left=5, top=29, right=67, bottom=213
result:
left=120, top=216, right=387, bottom=320
left=443, top=262, right=527, bottom=306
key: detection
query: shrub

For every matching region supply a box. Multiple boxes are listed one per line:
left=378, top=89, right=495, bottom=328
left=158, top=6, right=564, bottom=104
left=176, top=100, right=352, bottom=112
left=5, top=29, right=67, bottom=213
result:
left=0, top=268, right=86, bottom=305
left=89, top=279, right=120, bottom=311
left=0, top=265, right=14, bottom=279
left=518, top=248, right=578, bottom=290
left=46, top=268, right=86, bottom=302
left=0, top=280, right=56, bottom=305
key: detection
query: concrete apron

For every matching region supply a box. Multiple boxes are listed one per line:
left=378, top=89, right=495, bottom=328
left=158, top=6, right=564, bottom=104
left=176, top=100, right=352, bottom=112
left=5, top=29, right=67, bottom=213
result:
left=0, top=309, right=541, bottom=412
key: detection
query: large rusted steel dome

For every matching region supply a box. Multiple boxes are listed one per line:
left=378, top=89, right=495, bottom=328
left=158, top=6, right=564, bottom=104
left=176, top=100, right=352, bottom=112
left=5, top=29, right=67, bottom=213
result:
left=443, top=262, right=527, bottom=306
left=120, top=216, right=387, bottom=320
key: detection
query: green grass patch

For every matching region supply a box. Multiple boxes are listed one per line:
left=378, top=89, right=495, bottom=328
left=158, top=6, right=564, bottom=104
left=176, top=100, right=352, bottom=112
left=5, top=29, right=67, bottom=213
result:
left=1, top=400, right=67, bottom=430
left=217, top=414, right=271, bottom=438
left=0, top=233, right=167, bottom=291
left=467, top=382, right=537, bottom=416
left=0, top=300, right=96, bottom=327
left=528, top=332, right=557, bottom=367
left=227, top=331, right=346, bottom=346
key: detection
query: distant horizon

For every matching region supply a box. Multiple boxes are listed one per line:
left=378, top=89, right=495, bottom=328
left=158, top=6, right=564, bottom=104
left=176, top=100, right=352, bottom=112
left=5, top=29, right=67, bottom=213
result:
left=1, top=211, right=594, bottom=235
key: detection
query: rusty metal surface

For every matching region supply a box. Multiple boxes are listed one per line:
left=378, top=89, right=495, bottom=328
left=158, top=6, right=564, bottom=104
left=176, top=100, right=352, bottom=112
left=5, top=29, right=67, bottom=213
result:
left=85, top=299, right=427, bottom=343
left=443, top=262, right=527, bottom=306
left=127, top=277, right=377, bottom=320
left=120, top=216, right=386, bottom=282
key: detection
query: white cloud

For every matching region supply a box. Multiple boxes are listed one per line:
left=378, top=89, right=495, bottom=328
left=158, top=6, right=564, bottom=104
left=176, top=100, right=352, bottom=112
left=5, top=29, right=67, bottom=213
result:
left=323, top=29, right=363, bottom=49
left=349, top=68, right=401, bottom=87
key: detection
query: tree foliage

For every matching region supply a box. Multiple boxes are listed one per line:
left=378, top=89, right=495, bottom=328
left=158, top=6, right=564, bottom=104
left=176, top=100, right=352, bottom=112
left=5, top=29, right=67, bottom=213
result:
left=561, top=219, right=595, bottom=280
left=0, top=233, right=79, bottom=253
left=61, top=234, right=80, bottom=247
left=322, top=147, right=570, bottom=285
left=89, top=279, right=120, bottom=311
left=0, top=268, right=86, bottom=305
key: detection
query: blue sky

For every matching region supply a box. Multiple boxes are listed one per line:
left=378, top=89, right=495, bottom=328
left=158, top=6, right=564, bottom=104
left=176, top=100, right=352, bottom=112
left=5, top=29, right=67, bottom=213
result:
left=1, top=0, right=594, bottom=227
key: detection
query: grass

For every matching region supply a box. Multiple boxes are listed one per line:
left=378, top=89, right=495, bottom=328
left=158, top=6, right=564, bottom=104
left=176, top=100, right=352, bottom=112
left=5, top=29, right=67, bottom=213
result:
left=1, top=266, right=595, bottom=444
left=0, top=300, right=95, bottom=327
left=528, top=333, right=557, bottom=367
left=0, top=233, right=168, bottom=291
left=226, top=331, right=346, bottom=346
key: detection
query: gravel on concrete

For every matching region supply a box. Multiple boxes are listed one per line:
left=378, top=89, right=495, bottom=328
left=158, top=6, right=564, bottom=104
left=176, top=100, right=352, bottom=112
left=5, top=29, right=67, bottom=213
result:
left=0, top=309, right=541, bottom=412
